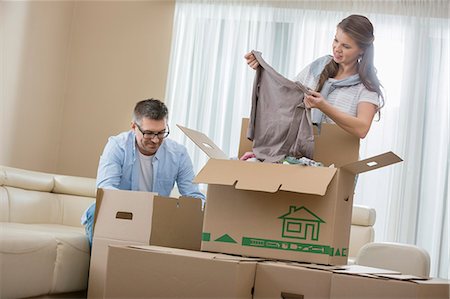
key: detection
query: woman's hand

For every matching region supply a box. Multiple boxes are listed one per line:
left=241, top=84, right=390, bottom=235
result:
left=304, top=89, right=378, bottom=139
left=240, top=151, right=256, bottom=161
left=304, top=90, right=326, bottom=110
left=244, top=52, right=259, bottom=69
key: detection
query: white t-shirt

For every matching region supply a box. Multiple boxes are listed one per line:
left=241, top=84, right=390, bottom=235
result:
left=137, top=147, right=154, bottom=192
left=294, top=58, right=380, bottom=123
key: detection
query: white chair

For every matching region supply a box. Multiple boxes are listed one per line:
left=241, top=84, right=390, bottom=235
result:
left=355, top=242, right=431, bottom=277
left=348, top=204, right=376, bottom=264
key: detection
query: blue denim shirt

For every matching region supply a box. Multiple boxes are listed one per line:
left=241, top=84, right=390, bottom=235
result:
left=81, top=130, right=205, bottom=225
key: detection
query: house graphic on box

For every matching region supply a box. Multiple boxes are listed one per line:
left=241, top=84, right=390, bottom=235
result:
left=278, top=206, right=325, bottom=241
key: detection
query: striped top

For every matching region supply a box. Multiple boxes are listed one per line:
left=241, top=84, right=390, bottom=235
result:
left=294, top=56, right=380, bottom=123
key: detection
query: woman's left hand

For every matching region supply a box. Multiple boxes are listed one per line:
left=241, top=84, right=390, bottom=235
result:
left=304, top=90, right=326, bottom=109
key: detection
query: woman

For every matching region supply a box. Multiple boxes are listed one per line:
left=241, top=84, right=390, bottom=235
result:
left=245, top=14, right=383, bottom=139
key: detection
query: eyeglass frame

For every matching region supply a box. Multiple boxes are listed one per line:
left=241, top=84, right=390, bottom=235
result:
left=134, top=122, right=170, bottom=140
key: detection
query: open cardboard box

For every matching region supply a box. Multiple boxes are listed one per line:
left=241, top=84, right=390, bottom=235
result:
left=178, top=119, right=402, bottom=265
left=87, top=188, right=204, bottom=299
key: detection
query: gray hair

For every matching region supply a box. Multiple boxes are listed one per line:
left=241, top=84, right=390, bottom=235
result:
left=132, top=98, right=168, bottom=124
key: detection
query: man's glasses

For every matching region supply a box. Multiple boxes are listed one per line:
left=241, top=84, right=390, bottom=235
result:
left=135, top=123, right=170, bottom=140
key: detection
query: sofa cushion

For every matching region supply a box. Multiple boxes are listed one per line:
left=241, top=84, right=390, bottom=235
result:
left=11, top=223, right=90, bottom=252
left=59, top=193, right=95, bottom=227
left=5, top=187, right=94, bottom=227
left=6, top=187, right=62, bottom=224
left=349, top=225, right=375, bottom=258
left=0, top=166, right=54, bottom=192
left=0, top=223, right=90, bottom=298
left=0, top=187, right=8, bottom=222
left=53, top=175, right=96, bottom=198
left=351, top=205, right=376, bottom=226
left=0, top=224, right=57, bottom=299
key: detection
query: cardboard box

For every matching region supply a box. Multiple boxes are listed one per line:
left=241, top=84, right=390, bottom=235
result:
left=104, top=245, right=258, bottom=298
left=178, top=120, right=402, bottom=265
left=253, top=262, right=450, bottom=299
left=253, top=261, right=333, bottom=299
left=87, top=188, right=204, bottom=299
left=330, top=269, right=450, bottom=299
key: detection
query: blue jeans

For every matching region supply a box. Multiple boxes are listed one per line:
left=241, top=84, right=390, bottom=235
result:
left=84, top=203, right=96, bottom=248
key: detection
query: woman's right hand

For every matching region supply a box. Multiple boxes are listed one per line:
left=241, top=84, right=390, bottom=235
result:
left=304, top=90, right=326, bottom=109
left=244, top=52, right=259, bottom=69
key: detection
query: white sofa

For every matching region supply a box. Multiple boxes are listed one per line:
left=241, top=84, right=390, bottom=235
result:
left=0, top=165, right=96, bottom=299
left=348, top=204, right=376, bottom=264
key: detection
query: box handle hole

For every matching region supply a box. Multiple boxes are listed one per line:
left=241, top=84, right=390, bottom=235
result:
left=202, top=142, right=213, bottom=149
left=366, top=161, right=378, bottom=167
left=116, top=211, right=133, bottom=220
left=281, top=292, right=304, bottom=299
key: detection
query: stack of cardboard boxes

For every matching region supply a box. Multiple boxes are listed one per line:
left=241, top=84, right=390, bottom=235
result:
left=87, top=189, right=204, bottom=298
left=88, top=120, right=449, bottom=298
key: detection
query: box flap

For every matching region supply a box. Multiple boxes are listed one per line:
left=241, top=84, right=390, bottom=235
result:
left=94, top=189, right=157, bottom=242
left=411, top=278, right=450, bottom=285
left=177, top=124, right=228, bottom=159
left=126, top=245, right=174, bottom=253
left=149, top=195, right=203, bottom=251
left=238, top=119, right=361, bottom=167
left=194, top=159, right=337, bottom=195
left=374, top=274, right=428, bottom=281
left=118, top=245, right=260, bottom=262
left=313, top=123, right=360, bottom=167
left=298, top=263, right=345, bottom=271
left=212, top=254, right=265, bottom=262
left=238, top=118, right=253, bottom=158
left=333, top=265, right=402, bottom=275
left=123, top=245, right=209, bottom=259
left=341, top=151, right=403, bottom=174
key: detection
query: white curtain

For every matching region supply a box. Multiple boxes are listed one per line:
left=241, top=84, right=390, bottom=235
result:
left=165, top=0, right=449, bottom=278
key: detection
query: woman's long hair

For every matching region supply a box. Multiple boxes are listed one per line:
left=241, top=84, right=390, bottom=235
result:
left=317, top=15, right=385, bottom=111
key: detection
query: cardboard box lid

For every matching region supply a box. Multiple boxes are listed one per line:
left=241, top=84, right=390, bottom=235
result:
left=177, top=125, right=228, bottom=159
left=341, top=151, right=403, bottom=175
left=194, top=158, right=337, bottom=195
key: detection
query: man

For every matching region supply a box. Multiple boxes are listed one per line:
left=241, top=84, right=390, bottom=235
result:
left=82, top=98, right=205, bottom=246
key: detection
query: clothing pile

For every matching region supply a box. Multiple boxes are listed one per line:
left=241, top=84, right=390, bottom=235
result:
left=282, top=156, right=323, bottom=167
